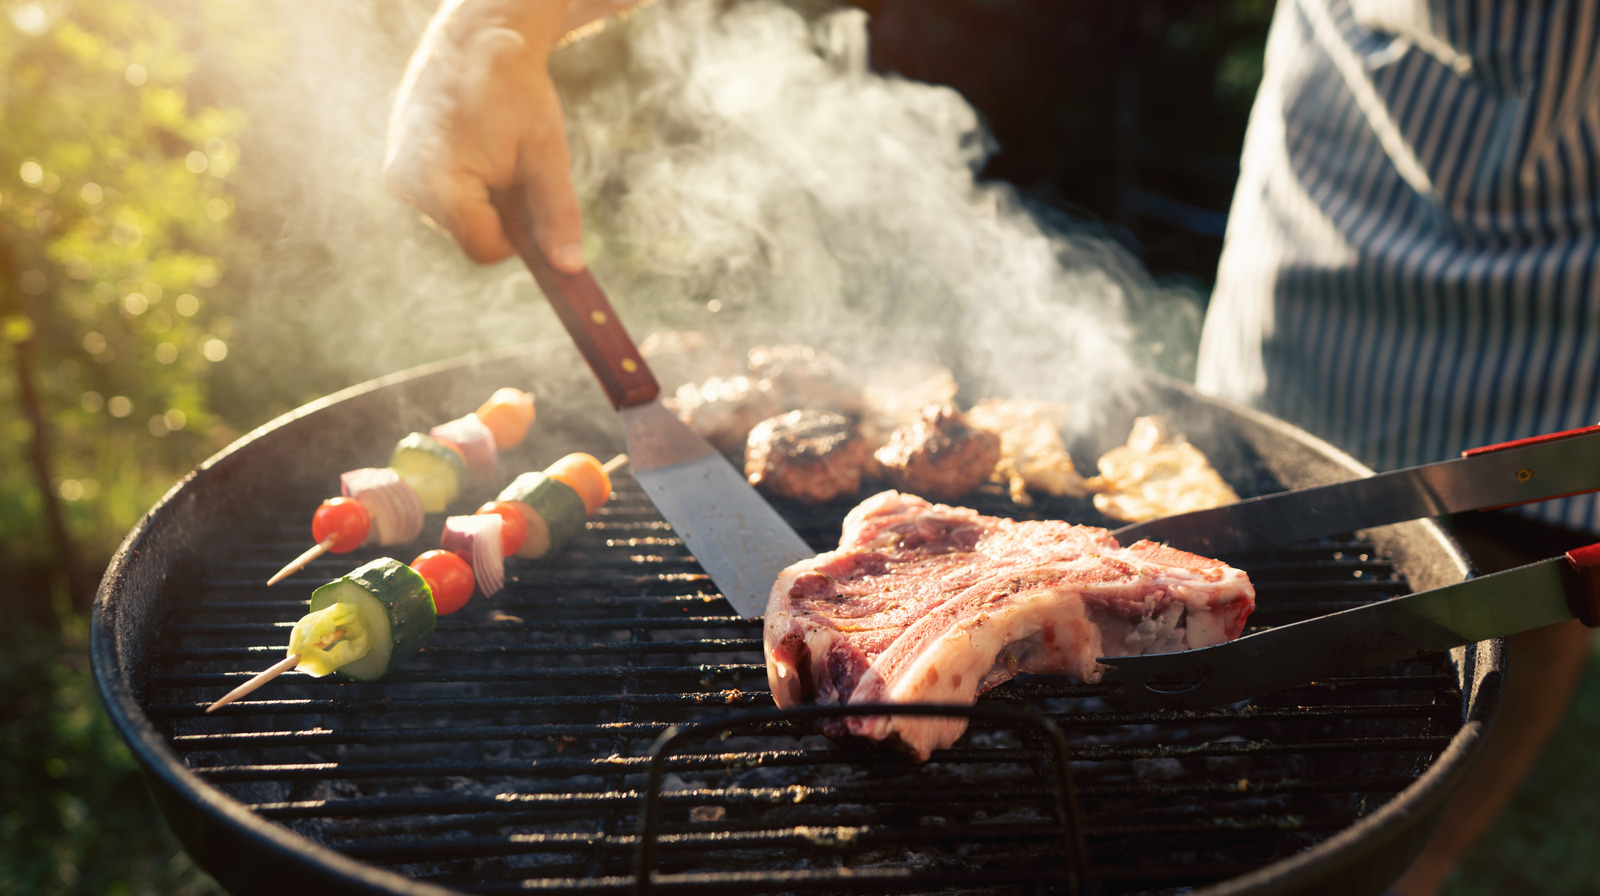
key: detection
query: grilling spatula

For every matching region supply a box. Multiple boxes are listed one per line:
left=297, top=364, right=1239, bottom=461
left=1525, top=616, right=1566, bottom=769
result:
left=1099, top=542, right=1600, bottom=711
left=494, top=193, right=815, bottom=618
left=1111, top=424, right=1600, bottom=554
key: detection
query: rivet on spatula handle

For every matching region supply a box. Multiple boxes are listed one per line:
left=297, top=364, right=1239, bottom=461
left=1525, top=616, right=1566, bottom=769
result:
left=490, top=188, right=659, bottom=410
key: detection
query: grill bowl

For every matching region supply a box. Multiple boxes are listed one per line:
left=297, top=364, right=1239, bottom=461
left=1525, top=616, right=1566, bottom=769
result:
left=92, top=341, right=1497, bottom=896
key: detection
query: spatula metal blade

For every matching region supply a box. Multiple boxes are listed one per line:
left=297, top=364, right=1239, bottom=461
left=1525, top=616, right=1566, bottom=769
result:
left=622, top=400, right=815, bottom=618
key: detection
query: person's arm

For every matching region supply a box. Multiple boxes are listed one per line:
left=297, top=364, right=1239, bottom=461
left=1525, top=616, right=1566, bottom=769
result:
left=383, top=0, right=637, bottom=269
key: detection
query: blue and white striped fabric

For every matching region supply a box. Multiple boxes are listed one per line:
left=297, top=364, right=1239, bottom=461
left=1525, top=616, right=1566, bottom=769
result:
left=1196, top=0, right=1600, bottom=532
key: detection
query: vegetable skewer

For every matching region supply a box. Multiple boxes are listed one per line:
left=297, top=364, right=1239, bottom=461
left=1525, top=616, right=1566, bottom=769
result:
left=208, top=453, right=626, bottom=712
left=267, top=387, right=537, bottom=586
left=209, top=556, right=440, bottom=711
left=439, top=453, right=627, bottom=603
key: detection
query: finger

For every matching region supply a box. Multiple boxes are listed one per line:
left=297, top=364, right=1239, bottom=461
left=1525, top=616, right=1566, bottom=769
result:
left=519, top=138, right=585, bottom=273
left=438, top=172, right=516, bottom=265
left=526, top=176, right=585, bottom=273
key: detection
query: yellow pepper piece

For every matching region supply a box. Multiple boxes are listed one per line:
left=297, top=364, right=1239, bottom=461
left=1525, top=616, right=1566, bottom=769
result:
left=287, top=601, right=371, bottom=677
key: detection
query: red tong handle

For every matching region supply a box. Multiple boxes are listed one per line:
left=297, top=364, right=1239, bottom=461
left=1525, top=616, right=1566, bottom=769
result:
left=1564, top=543, right=1600, bottom=627
left=1461, top=423, right=1600, bottom=457
left=491, top=189, right=659, bottom=410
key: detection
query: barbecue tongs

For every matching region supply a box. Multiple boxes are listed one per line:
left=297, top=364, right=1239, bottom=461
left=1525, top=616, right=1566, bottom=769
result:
left=1098, top=424, right=1600, bottom=710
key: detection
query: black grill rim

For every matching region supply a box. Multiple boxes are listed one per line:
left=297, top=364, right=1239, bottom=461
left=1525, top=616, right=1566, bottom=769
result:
left=90, top=341, right=1498, bottom=896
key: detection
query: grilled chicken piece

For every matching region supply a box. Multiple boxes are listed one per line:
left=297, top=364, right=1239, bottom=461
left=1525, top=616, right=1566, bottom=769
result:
left=764, top=491, right=1256, bottom=760
left=966, top=398, right=1090, bottom=504
left=665, top=375, right=781, bottom=455
left=747, top=344, right=863, bottom=416
left=873, top=405, right=1001, bottom=502
left=1086, top=415, right=1240, bottom=522
left=745, top=409, right=868, bottom=503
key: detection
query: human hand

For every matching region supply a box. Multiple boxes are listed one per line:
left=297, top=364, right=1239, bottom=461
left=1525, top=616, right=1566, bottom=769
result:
left=383, top=0, right=587, bottom=270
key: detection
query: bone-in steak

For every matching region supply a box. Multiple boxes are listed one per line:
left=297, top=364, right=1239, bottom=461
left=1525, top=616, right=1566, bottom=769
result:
left=764, top=490, right=1256, bottom=760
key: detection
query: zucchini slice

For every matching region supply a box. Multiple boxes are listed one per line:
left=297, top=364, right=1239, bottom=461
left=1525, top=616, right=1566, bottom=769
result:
left=497, top=472, right=587, bottom=558
left=306, top=557, right=437, bottom=681
left=390, top=432, right=467, bottom=513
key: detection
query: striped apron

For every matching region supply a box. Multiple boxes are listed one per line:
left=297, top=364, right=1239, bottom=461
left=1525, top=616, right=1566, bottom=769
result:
left=1196, top=0, right=1600, bottom=531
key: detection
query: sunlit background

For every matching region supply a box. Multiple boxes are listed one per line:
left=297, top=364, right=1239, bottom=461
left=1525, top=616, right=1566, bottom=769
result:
left=2, top=1, right=1595, bottom=893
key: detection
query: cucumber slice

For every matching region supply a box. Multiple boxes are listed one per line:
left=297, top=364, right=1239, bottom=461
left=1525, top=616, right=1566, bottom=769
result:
left=307, top=557, right=437, bottom=681
left=497, top=472, right=587, bottom=558
left=390, top=432, right=466, bottom=513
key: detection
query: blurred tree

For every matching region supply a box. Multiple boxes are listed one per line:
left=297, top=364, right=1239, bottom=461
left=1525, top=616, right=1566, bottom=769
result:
left=0, top=0, right=250, bottom=624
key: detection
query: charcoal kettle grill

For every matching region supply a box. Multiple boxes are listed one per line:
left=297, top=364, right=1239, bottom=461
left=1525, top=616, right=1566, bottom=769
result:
left=92, top=341, right=1498, bottom=896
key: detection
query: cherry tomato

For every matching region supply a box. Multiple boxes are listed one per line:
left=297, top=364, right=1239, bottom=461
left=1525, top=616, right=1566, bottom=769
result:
left=546, top=453, right=611, bottom=516
left=476, top=387, right=537, bottom=449
left=311, top=497, right=371, bottom=553
left=411, top=549, right=475, bottom=615
left=477, top=500, right=529, bottom=556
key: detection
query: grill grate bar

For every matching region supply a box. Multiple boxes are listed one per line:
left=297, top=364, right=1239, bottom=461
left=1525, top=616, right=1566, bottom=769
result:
left=156, top=693, right=1456, bottom=726
left=169, top=616, right=761, bottom=635
left=153, top=691, right=772, bottom=717
left=164, top=639, right=763, bottom=663
left=336, top=821, right=1076, bottom=863
left=249, top=782, right=1061, bottom=820
left=423, top=866, right=1081, bottom=895
left=176, top=715, right=1450, bottom=760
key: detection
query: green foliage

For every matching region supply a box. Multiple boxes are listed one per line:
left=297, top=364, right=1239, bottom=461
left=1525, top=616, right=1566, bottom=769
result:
left=2, top=2, right=255, bottom=891
left=0, top=0, right=250, bottom=571
left=0, top=620, right=222, bottom=895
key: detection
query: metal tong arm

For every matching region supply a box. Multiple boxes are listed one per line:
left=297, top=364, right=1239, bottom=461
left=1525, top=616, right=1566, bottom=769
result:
left=1098, top=542, right=1600, bottom=711
left=1111, top=423, right=1600, bottom=553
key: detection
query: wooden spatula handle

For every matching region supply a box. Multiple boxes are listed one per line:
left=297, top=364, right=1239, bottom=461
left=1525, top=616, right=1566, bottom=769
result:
left=491, top=189, right=659, bottom=409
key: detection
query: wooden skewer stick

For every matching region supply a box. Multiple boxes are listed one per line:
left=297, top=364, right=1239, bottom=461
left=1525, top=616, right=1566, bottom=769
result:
left=205, top=654, right=301, bottom=713
left=603, top=454, right=629, bottom=473
left=267, top=536, right=337, bottom=586
left=205, top=628, right=349, bottom=713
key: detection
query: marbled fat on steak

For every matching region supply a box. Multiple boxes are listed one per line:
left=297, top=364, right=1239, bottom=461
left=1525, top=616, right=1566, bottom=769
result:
left=763, top=490, right=1256, bottom=760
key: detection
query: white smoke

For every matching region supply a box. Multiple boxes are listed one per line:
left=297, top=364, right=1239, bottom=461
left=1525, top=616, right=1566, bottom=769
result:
left=226, top=0, right=1200, bottom=427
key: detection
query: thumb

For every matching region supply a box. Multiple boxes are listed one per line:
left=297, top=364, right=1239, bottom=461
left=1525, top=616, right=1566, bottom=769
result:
left=519, top=160, right=586, bottom=273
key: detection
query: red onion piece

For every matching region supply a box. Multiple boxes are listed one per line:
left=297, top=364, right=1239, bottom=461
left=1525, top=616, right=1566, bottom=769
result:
left=441, top=513, right=506, bottom=596
left=430, top=413, right=499, bottom=480
left=341, top=467, right=425, bottom=545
